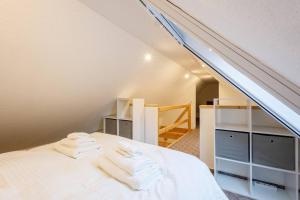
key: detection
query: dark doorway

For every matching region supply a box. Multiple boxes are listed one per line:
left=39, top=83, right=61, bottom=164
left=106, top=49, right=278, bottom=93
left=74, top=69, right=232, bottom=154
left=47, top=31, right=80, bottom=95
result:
left=196, top=79, right=219, bottom=127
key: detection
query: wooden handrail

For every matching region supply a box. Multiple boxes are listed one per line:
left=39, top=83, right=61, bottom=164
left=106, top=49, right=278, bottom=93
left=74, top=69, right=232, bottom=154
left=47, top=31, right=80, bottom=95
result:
left=158, top=103, right=191, bottom=134
left=159, top=104, right=189, bottom=112
left=175, top=107, right=188, bottom=123
left=157, top=103, right=192, bottom=148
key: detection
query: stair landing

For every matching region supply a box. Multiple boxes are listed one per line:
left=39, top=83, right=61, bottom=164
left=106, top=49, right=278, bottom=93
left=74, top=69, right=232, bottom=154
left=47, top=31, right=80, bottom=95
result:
left=158, top=128, right=190, bottom=148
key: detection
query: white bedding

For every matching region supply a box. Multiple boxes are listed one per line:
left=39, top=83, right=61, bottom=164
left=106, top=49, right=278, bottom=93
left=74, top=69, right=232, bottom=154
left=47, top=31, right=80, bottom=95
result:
left=0, top=133, right=228, bottom=200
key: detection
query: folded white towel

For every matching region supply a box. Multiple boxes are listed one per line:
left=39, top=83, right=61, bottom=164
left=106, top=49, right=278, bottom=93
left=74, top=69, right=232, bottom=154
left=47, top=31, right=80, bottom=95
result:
left=60, top=138, right=96, bottom=148
left=116, top=149, right=137, bottom=158
left=118, top=141, right=142, bottom=156
left=67, top=132, right=90, bottom=139
left=54, top=142, right=100, bottom=159
left=105, top=150, right=158, bottom=176
left=98, top=156, right=162, bottom=190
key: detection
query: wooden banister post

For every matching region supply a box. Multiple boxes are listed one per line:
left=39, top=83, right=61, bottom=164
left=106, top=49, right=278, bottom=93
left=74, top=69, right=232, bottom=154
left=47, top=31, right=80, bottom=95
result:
left=188, top=104, right=191, bottom=131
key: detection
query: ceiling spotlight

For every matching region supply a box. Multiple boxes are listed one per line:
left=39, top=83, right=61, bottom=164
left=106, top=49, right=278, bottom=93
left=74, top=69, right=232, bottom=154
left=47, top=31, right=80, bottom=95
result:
left=144, top=53, right=152, bottom=62
left=201, top=64, right=205, bottom=67
left=209, top=48, right=213, bottom=52
left=184, top=73, right=190, bottom=79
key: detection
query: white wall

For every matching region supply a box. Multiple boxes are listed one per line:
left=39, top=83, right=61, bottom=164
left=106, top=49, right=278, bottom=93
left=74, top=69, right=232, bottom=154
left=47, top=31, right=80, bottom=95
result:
left=157, top=81, right=196, bottom=129
left=202, top=66, right=249, bottom=105
left=0, top=0, right=197, bottom=152
left=218, top=82, right=249, bottom=105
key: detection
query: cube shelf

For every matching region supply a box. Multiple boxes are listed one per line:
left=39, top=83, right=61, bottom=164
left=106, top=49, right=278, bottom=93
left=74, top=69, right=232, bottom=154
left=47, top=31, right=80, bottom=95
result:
left=214, top=98, right=298, bottom=200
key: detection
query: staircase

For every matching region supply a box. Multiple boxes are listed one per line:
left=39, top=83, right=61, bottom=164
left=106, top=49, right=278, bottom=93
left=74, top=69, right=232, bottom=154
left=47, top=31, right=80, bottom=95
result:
left=157, top=104, right=192, bottom=148
left=159, top=127, right=190, bottom=147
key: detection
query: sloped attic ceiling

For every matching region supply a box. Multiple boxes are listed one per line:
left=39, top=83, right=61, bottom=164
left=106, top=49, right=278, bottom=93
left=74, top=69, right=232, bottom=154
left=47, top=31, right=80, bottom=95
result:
left=80, top=0, right=300, bottom=91
left=162, top=0, right=300, bottom=87
left=79, top=0, right=212, bottom=79
left=0, top=0, right=199, bottom=152
left=142, top=0, right=300, bottom=134
left=81, top=0, right=300, bottom=134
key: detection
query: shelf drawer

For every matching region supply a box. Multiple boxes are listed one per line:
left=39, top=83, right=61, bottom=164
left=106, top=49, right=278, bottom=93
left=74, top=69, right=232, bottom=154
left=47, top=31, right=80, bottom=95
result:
left=215, top=130, right=249, bottom=162
left=119, top=120, right=132, bottom=139
left=104, top=118, right=117, bottom=135
left=252, top=134, right=295, bottom=170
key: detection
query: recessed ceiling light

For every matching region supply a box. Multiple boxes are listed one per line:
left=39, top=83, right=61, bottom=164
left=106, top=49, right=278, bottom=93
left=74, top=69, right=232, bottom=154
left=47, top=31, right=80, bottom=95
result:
left=184, top=73, right=190, bottom=79
left=209, top=48, right=213, bottom=52
left=144, top=53, right=152, bottom=62
left=201, top=64, right=205, bottom=67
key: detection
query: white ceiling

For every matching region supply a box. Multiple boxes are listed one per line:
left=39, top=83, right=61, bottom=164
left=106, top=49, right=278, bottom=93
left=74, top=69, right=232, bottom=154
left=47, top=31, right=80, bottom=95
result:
left=79, top=0, right=212, bottom=79
left=166, top=0, right=300, bottom=87
left=80, top=0, right=300, bottom=88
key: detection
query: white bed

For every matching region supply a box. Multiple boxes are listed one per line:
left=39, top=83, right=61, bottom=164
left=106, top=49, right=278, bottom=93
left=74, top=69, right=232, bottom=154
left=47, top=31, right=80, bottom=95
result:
left=0, top=133, right=228, bottom=200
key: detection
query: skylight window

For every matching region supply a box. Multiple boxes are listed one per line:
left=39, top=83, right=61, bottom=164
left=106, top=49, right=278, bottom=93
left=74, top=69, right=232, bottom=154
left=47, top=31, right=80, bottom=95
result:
left=144, top=2, right=300, bottom=136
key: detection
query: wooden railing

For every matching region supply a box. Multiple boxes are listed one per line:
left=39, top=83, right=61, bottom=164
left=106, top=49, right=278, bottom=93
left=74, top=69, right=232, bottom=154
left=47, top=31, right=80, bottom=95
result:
left=158, top=104, right=192, bottom=147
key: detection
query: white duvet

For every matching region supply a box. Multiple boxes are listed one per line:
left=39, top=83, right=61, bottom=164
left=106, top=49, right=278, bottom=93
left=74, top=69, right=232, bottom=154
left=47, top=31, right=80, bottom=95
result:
left=0, top=133, right=228, bottom=200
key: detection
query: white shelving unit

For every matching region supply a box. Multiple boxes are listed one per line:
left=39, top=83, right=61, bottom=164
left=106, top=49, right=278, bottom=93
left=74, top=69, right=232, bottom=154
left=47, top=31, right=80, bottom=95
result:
left=217, top=171, right=251, bottom=197
left=216, top=157, right=251, bottom=197
left=216, top=123, right=249, bottom=133
left=103, top=98, right=158, bottom=145
left=213, top=98, right=298, bottom=200
left=103, top=98, right=144, bottom=142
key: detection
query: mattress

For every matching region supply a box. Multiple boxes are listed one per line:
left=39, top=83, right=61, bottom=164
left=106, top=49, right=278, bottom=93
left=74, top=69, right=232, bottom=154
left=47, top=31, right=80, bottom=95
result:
left=0, top=133, right=228, bottom=200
